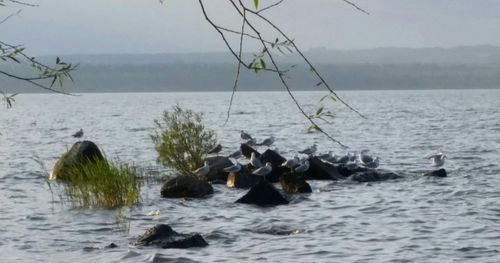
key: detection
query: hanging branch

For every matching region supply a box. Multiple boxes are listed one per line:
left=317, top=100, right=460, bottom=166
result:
left=224, top=9, right=246, bottom=124
left=198, top=0, right=370, bottom=147
left=342, top=0, right=370, bottom=15
left=0, top=41, right=76, bottom=95
left=229, top=0, right=348, bottom=148
left=1, top=0, right=76, bottom=108
left=246, top=7, right=366, bottom=119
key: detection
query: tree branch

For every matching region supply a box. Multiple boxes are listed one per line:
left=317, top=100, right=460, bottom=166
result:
left=224, top=9, right=246, bottom=125
left=342, top=0, right=370, bottom=15
left=0, top=69, right=73, bottom=95
left=0, top=9, right=21, bottom=25
left=257, top=0, right=285, bottom=14
left=231, top=0, right=348, bottom=148
left=246, top=8, right=367, bottom=119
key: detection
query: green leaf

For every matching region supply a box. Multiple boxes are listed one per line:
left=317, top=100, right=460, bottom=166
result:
left=259, top=58, right=266, bottom=70
left=320, top=94, right=329, bottom=102
left=307, top=124, right=322, bottom=133
left=50, top=76, right=57, bottom=87
left=316, top=106, right=324, bottom=116
left=253, top=0, right=259, bottom=9
left=315, top=81, right=323, bottom=87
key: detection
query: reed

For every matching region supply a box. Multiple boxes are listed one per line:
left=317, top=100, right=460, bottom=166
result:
left=62, top=157, right=140, bottom=208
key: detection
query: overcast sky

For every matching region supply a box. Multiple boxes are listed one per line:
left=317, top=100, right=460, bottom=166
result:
left=2, top=0, right=500, bottom=55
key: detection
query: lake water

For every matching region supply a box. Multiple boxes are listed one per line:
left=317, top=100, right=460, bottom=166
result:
left=1, top=90, right=500, bottom=262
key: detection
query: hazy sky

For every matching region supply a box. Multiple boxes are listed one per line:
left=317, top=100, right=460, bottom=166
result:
left=2, top=0, right=500, bottom=55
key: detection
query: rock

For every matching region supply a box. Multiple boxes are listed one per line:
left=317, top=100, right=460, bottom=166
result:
left=236, top=179, right=289, bottom=206
left=226, top=166, right=260, bottom=189
left=348, top=169, right=402, bottom=182
left=51, top=140, right=105, bottom=180
left=259, top=149, right=288, bottom=182
left=304, top=157, right=345, bottom=180
left=279, top=172, right=312, bottom=194
left=160, top=175, right=213, bottom=198
left=105, top=243, right=118, bottom=249
left=136, top=224, right=208, bottom=249
left=424, top=168, right=447, bottom=177
left=240, top=144, right=287, bottom=182
left=204, top=156, right=233, bottom=183
left=336, top=163, right=369, bottom=177
left=240, top=143, right=261, bottom=160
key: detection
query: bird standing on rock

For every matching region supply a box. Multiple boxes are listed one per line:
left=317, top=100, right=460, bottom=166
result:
left=358, top=150, right=379, bottom=168
left=240, top=130, right=253, bottom=141
left=299, top=144, right=317, bottom=156
left=294, top=159, right=310, bottom=173
left=252, top=162, right=272, bottom=177
left=207, top=144, right=222, bottom=155
left=281, top=155, right=300, bottom=169
left=223, top=159, right=242, bottom=173
left=192, top=161, right=210, bottom=177
left=228, top=150, right=242, bottom=159
left=72, top=128, right=83, bottom=139
left=258, top=136, right=275, bottom=147
left=427, top=152, right=446, bottom=167
left=249, top=152, right=263, bottom=168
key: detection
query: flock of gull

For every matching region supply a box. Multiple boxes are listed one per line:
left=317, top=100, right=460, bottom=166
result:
left=67, top=128, right=445, bottom=178
left=191, top=130, right=428, bottom=178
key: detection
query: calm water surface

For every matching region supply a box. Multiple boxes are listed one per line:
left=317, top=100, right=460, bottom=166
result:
left=1, top=90, right=500, bottom=262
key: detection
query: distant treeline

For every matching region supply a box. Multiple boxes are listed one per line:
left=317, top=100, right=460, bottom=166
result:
left=2, top=62, right=500, bottom=93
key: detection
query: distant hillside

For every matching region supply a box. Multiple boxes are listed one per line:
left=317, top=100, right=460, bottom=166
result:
left=46, top=45, right=500, bottom=65
left=1, top=46, right=500, bottom=93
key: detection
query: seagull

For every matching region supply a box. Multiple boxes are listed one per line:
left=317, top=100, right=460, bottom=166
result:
left=281, top=155, right=300, bottom=169
left=207, top=144, right=222, bottom=154
left=365, top=157, right=379, bottom=168
left=192, top=161, right=210, bottom=177
left=336, top=154, right=350, bottom=164
left=358, top=150, right=374, bottom=165
left=357, top=150, right=380, bottom=168
left=249, top=152, right=263, bottom=168
left=228, top=150, right=242, bottom=159
left=72, top=128, right=83, bottom=138
left=348, top=151, right=357, bottom=162
left=243, top=138, right=257, bottom=146
left=294, top=159, right=310, bottom=173
left=299, top=144, right=317, bottom=156
left=252, top=162, right=272, bottom=176
left=258, top=136, right=275, bottom=147
left=318, top=151, right=334, bottom=162
left=223, top=158, right=242, bottom=173
left=240, top=130, right=253, bottom=140
left=427, top=152, right=446, bottom=167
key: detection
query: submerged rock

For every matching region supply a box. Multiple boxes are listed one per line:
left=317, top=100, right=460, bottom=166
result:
left=160, top=175, right=213, bottom=198
left=105, top=243, right=118, bottom=249
left=348, top=169, right=402, bottom=182
left=226, top=166, right=260, bottom=189
left=304, top=157, right=345, bottom=180
left=279, top=172, right=312, bottom=194
left=204, top=156, right=233, bottom=183
left=51, top=140, right=105, bottom=180
left=136, top=224, right=208, bottom=249
left=424, top=168, right=447, bottom=177
left=236, top=179, right=289, bottom=206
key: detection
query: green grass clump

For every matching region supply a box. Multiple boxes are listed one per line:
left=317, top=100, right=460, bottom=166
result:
left=62, top=157, right=140, bottom=208
left=151, top=105, right=217, bottom=177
